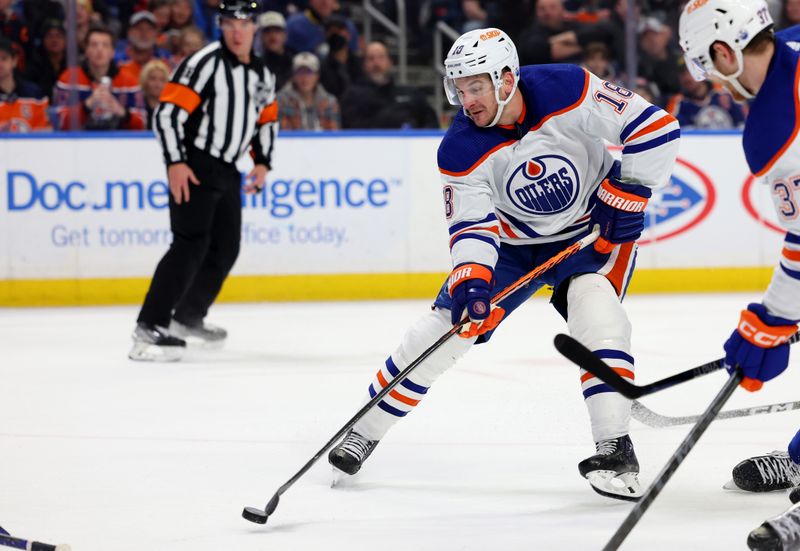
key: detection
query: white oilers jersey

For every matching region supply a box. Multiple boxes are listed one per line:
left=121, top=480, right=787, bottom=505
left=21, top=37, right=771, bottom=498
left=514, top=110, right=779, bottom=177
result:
left=743, top=26, right=800, bottom=321
left=437, top=64, right=680, bottom=270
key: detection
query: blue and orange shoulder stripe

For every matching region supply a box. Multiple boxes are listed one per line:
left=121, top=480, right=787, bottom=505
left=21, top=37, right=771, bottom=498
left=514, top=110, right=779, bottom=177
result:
left=519, top=64, right=590, bottom=132
left=744, top=34, right=800, bottom=177
left=437, top=110, right=516, bottom=177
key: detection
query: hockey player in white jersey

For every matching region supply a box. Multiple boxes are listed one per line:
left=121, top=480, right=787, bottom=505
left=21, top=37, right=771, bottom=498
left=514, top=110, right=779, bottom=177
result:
left=680, top=0, right=800, bottom=548
left=328, top=27, right=680, bottom=501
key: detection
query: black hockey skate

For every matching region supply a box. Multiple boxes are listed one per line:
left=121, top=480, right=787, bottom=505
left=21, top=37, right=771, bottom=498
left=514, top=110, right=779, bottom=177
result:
left=790, top=486, right=800, bottom=504
left=169, top=319, right=227, bottom=348
left=579, top=434, right=642, bottom=502
left=128, top=323, right=186, bottom=362
left=730, top=452, right=800, bottom=493
left=328, top=430, right=379, bottom=476
left=748, top=501, right=800, bottom=551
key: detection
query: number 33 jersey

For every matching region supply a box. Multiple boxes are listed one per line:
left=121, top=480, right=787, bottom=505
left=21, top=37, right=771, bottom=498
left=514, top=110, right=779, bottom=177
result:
left=437, top=64, right=680, bottom=271
left=744, top=26, right=800, bottom=321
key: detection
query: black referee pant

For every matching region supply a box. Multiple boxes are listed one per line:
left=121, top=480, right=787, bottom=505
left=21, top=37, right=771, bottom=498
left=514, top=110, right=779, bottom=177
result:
left=137, top=147, right=242, bottom=328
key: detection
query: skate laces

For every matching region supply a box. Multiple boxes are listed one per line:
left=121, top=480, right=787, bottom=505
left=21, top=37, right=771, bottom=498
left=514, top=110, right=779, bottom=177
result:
left=753, top=452, right=800, bottom=486
left=596, top=439, right=619, bottom=455
left=340, top=432, right=373, bottom=461
left=770, top=505, right=800, bottom=543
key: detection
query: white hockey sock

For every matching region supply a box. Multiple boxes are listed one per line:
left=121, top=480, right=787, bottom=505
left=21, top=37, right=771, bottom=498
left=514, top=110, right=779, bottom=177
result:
left=567, top=273, right=633, bottom=442
left=354, top=308, right=475, bottom=441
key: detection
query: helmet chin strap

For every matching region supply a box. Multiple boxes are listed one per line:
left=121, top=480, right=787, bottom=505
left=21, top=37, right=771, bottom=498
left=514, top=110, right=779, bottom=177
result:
left=711, top=49, right=755, bottom=99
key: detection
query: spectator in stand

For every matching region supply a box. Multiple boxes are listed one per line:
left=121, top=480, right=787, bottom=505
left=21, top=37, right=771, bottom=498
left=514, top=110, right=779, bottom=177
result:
left=0, top=37, right=51, bottom=131
left=319, top=14, right=362, bottom=98
left=117, top=11, right=172, bottom=82
left=140, top=58, right=170, bottom=128
left=461, top=0, right=488, bottom=31
left=151, top=0, right=173, bottom=35
left=340, top=41, right=438, bottom=129
left=76, top=0, right=100, bottom=52
left=167, top=0, right=195, bottom=52
left=194, top=0, right=221, bottom=41
left=564, top=0, right=610, bottom=24
left=20, top=0, right=64, bottom=44
left=666, top=61, right=746, bottom=130
left=172, top=25, right=206, bottom=65
left=580, top=41, right=614, bottom=80
left=257, top=11, right=293, bottom=90
left=277, top=51, right=339, bottom=130
left=518, top=0, right=582, bottom=65
left=781, top=0, right=800, bottom=29
left=0, top=0, right=31, bottom=70
left=286, top=0, right=359, bottom=55
left=54, top=25, right=146, bottom=130
left=24, top=18, right=66, bottom=102
left=636, top=16, right=679, bottom=102
left=551, top=0, right=638, bottom=70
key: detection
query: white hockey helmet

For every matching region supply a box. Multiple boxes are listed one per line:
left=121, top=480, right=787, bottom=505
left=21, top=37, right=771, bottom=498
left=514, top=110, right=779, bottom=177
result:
left=678, top=0, right=773, bottom=98
left=443, top=27, right=520, bottom=127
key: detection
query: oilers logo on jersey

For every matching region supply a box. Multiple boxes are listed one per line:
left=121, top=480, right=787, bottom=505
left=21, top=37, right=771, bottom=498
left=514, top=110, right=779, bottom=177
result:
left=506, top=155, right=580, bottom=215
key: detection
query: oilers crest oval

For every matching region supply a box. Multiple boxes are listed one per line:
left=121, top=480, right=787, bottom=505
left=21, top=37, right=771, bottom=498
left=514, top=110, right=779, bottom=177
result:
left=506, top=155, right=580, bottom=215
left=638, top=157, right=716, bottom=245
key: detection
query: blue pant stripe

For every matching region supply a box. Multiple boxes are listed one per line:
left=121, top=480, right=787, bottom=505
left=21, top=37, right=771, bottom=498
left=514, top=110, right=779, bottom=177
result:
left=385, top=357, right=429, bottom=394
left=583, top=383, right=616, bottom=399
left=592, top=348, right=635, bottom=365
left=377, top=400, right=408, bottom=417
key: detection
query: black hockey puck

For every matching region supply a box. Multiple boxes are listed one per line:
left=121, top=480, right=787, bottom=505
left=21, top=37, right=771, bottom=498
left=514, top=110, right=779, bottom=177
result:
left=242, top=506, right=268, bottom=524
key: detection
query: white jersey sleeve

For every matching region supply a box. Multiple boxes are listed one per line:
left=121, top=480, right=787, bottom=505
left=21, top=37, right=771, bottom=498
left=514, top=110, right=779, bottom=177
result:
left=580, top=71, right=680, bottom=189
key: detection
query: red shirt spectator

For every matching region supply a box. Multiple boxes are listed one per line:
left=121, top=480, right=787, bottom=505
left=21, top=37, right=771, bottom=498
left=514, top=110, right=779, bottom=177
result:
left=54, top=26, right=146, bottom=130
left=0, top=37, right=50, bottom=131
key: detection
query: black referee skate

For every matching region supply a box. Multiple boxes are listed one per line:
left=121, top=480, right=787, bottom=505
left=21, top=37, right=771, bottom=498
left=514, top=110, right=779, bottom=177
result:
left=169, top=319, right=227, bottom=348
left=790, top=486, right=800, bottom=504
left=579, top=434, right=642, bottom=502
left=128, top=323, right=186, bottom=362
left=328, top=430, right=379, bottom=476
left=748, top=501, right=800, bottom=551
left=730, top=452, right=800, bottom=492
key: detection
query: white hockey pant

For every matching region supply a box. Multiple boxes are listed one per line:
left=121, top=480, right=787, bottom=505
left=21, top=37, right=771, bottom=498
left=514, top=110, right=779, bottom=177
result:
left=354, top=308, right=475, bottom=441
left=566, top=273, right=633, bottom=442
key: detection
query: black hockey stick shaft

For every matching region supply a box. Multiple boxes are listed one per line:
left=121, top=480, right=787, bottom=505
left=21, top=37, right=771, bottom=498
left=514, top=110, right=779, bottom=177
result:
left=0, top=532, right=69, bottom=551
left=632, top=398, right=800, bottom=428
left=554, top=333, right=800, bottom=399
left=603, top=370, right=742, bottom=551
left=243, top=230, right=600, bottom=524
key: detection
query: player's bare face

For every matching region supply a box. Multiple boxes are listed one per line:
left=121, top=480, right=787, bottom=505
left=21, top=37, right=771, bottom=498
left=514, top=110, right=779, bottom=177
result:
left=221, top=18, right=256, bottom=63
left=454, top=75, right=498, bottom=127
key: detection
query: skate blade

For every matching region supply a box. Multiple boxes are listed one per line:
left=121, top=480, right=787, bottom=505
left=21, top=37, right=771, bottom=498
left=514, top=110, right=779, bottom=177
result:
left=183, top=337, right=225, bottom=350
left=330, top=466, right=357, bottom=488
left=128, top=342, right=184, bottom=362
left=723, top=479, right=741, bottom=491
left=586, top=471, right=643, bottom=502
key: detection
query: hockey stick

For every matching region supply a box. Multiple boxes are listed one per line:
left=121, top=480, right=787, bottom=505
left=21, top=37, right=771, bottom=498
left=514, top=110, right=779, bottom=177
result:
left=632, top=398, right=800, bottom=428
left=241, top=229, right=601, bottom=525
left=603, top=370, right=742, bottom=550
left=553, top=333, right=800, bottom=399
left=0, top=532, right=71, bottom=551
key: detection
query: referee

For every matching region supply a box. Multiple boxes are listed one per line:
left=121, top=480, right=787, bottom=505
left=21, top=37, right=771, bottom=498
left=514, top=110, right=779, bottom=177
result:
left=129, top=0, right=278, bottom=362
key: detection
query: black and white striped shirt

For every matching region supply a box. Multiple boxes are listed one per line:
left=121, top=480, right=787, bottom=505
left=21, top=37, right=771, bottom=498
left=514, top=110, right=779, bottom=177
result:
left=154, top=41, right=278, bottom=167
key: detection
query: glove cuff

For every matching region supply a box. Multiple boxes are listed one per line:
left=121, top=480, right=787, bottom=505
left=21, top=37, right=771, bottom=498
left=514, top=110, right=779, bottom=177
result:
left=597, top=179, right=650, bottom=213
left=448, top=263, right=493, bottom=295
left=738, top=304, right=798, bottom=348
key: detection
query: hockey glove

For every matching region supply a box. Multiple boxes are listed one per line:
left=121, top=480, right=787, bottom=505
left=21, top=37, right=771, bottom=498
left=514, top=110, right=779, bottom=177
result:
left=448, top=263, right=506, bottom=339
left=590, top=177, right=652, bottom=254
left=723, top=303, right=798, bottom=392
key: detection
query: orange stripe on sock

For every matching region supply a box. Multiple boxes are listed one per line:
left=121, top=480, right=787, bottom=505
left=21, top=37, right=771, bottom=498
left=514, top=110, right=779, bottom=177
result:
left=389, top=390, right=420, bottom=406
left=581, top=367, right=635, bottom=384
left=376, top=370, right=388, bottom=388
left=783, top=247, right=800, bottom=262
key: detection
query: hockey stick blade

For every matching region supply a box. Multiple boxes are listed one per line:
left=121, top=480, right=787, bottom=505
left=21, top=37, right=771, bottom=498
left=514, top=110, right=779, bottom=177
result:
left=632, top=399, right=800, bottom=428
left=555, top=331, right=800, bottom=400
left=0, top=532, right=71, bottom=551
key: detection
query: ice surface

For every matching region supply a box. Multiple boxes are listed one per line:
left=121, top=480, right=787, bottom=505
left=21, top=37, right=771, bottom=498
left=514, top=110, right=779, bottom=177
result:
left=1, top=293, right=798, bottom=550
